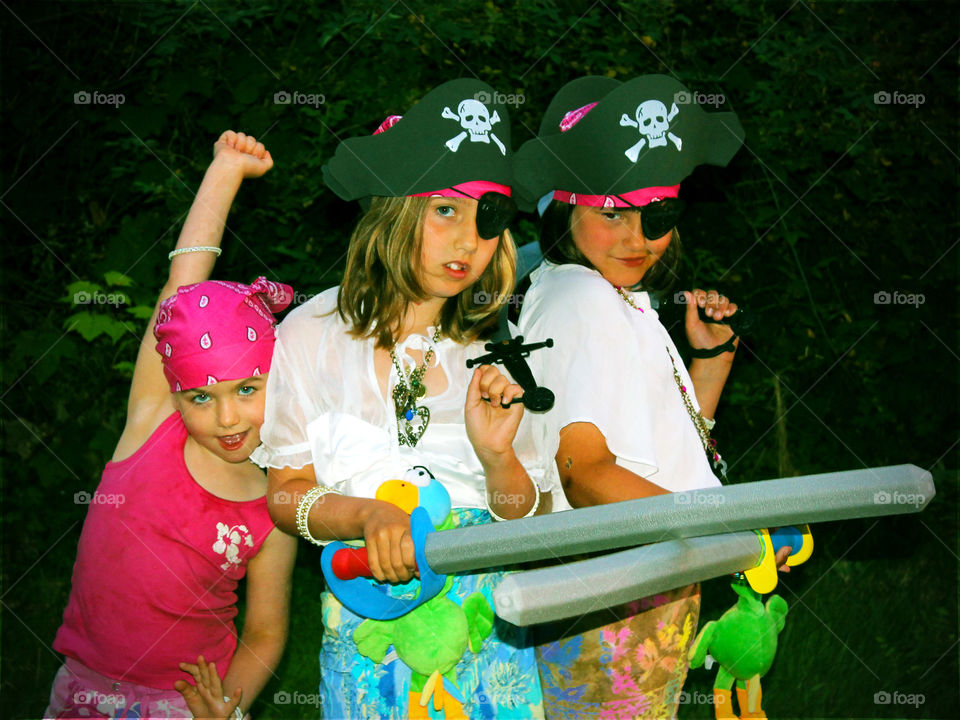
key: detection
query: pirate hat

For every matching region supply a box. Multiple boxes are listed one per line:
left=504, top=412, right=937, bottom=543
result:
left=513, top=74, right=744, bottom=210
left=322, top=78, right=513, bottom=200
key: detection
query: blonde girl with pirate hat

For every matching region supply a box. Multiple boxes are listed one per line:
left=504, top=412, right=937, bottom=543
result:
left=255, top=79, right=552, bottom=719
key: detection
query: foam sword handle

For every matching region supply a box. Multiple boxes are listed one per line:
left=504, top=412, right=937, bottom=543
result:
left=329, top=547, right=372, bottom=580
left=419, top=464, right=934, bottom=574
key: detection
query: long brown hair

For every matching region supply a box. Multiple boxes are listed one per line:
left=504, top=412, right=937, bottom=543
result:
left=337, top=196, right=517, bottom=347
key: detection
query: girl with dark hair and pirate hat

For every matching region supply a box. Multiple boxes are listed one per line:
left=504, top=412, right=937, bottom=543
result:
left=255, top=80, right=550, bottom=718
left=513, top=75, right=757, bottom=717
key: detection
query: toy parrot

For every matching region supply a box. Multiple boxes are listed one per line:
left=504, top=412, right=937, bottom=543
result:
left=351, top=467, right=496, bottom=719
left=689, top=581, right=788, bottom=719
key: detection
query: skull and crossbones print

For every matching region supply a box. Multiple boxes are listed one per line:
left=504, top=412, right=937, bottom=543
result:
left=441, top=99, right=507, bottom=155
left=620, top=100, right=682, bottom=161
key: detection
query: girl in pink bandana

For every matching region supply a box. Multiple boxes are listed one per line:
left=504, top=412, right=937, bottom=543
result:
left=45, top=132, right=297, bottom=720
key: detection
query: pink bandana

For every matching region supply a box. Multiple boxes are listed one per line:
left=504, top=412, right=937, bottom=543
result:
left=552, top=184, right=681, bottom=208
left=154, top=277, right=293, bottom=392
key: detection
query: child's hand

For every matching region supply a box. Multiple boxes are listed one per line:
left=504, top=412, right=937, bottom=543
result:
left=363, top=501, right=417, bottom=584
left=174, top=655, right=242, bottom=719
left=683, top=288, right=739, bottom=354
left=212, top=130, right=274, bottom=179
left=464, top=365, right=524, bottom=463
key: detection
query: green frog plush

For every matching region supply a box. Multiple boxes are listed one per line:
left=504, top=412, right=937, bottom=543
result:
left=689, top=582, right=788, bottom=719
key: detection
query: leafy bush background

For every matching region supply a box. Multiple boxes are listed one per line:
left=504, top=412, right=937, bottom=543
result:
left=2, top=1, right=956, bottom=717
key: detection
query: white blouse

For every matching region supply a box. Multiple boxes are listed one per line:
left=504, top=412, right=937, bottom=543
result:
left=518, top=263, right=722, bottom=512
left=252, top=287, right=549, bottom=510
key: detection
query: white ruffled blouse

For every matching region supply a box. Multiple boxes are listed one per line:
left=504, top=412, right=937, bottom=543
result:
left=518, top=263, right=722, bottom=512
left=252, top=287, right=549, bottom=509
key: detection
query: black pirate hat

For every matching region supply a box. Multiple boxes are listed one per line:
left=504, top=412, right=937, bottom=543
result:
left=322, top=79, right=513, bottom=200
left=513, top=74, right=744, bottom=210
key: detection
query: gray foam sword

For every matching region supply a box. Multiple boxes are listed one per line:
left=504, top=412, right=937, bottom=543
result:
left=490, top=464, right=934, bottom=625
left=420, top=464, right=933, bottom=573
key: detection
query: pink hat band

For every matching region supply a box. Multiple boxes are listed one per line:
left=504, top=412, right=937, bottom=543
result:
left=552, top=184, right=680, bottom=208
left=410, top=180, right=512, bottom=199
left=154, top=277, right=293, bottom=392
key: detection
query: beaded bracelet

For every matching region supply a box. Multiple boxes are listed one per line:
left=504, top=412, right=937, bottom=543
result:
left=487, top=481, right=541, bottom=522
left=295, top=484, right=341, bottom=546
left=168, top=245, right=223, bottom=260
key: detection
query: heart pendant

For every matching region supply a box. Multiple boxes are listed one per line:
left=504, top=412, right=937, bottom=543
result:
left=399, top=405, right=430, bottom=446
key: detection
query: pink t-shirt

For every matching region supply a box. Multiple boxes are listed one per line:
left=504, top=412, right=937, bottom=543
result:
left=54, top=412, right=276, bottom=688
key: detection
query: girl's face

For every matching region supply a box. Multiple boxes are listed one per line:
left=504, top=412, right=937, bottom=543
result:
left=570, top=205, right=673, bottom=288
left=172, top=375, right=268, bottom=463
left=419, top=197, right=499, bottom=300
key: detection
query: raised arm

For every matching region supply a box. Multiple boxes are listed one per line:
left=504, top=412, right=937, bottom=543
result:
left=114, top=132, right=272, bottom=460
left=682, top=288, right=739, bottom=419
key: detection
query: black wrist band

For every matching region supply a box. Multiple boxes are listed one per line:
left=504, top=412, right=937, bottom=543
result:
left=689, top=334, right=738, bottom=359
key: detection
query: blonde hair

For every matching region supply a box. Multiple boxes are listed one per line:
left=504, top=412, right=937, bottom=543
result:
left=337, top=195, right=517, bottom=348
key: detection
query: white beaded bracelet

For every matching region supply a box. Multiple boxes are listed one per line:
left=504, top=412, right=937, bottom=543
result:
left=487, top=481, right=541, bottom=522
left=168, top=245, right=223, bottom=260
left=295, top=484, right=341, bottom=546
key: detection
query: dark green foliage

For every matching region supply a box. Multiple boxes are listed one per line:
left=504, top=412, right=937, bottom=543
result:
left=2, top=1, right=956, bottom=717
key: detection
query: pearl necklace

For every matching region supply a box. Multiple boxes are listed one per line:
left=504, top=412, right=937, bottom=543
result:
left=390, top=325, right=441, bottom=447
left=615, top=287, right=727, bottom=478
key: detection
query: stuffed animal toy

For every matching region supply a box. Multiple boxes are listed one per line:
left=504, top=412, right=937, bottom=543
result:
left=689, top=582, right=788, bottom=719
left=353, top=467, right=495, bottom=718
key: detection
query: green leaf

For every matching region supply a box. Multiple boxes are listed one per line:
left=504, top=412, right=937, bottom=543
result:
left=104, top=271, right=134, bottom=287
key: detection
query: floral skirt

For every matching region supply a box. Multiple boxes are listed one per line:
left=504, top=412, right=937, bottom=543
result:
left=534, top=583, right=700, bottom=720
left=319, top=508, right=544, bottom=720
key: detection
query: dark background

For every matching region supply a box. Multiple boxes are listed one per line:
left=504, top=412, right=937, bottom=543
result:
left=2, top=1, right=957, bottom=717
